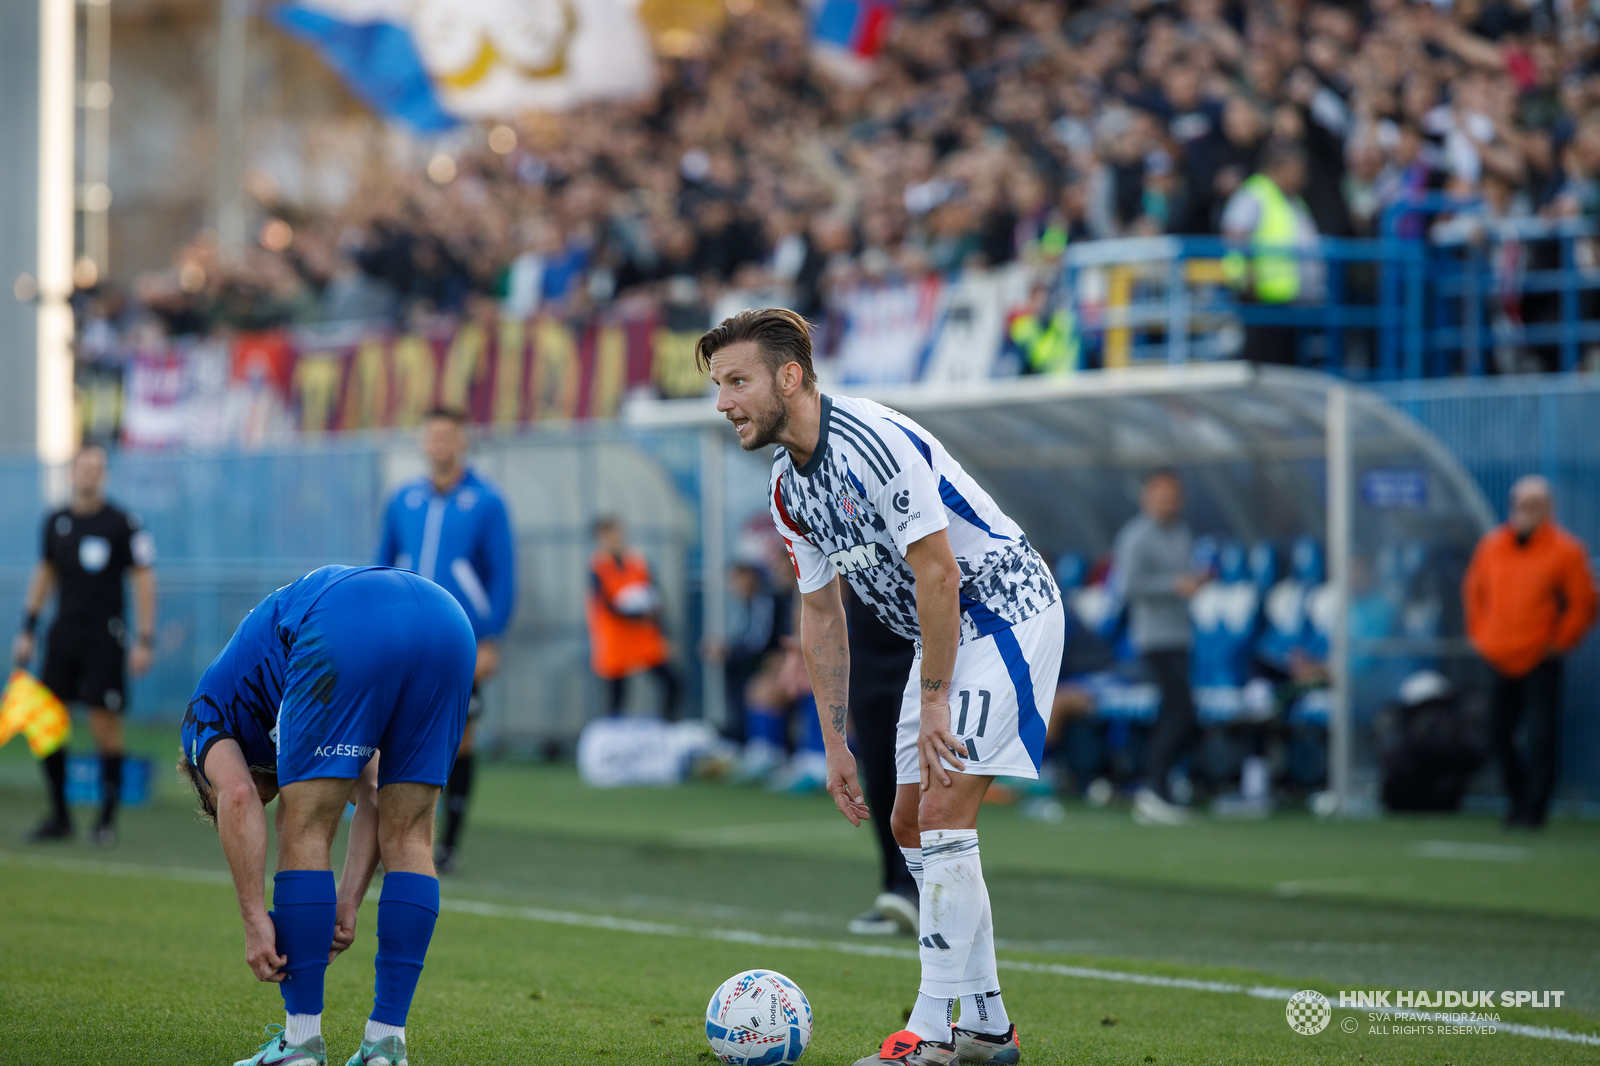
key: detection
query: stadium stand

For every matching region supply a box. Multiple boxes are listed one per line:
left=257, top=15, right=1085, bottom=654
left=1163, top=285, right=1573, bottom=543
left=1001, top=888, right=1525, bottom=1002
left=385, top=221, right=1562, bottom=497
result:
left=67, top=0, right=1600, bottom=450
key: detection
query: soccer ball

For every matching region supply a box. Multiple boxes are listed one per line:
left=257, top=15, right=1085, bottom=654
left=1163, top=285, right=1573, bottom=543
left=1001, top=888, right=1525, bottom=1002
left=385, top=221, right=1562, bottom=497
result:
left=704, top=969, right=812, bottom=1065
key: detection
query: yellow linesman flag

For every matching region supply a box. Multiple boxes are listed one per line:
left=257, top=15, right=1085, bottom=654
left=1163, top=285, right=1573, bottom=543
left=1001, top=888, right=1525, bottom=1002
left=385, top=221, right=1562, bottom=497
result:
left=0, top=669, right=71, bottom=757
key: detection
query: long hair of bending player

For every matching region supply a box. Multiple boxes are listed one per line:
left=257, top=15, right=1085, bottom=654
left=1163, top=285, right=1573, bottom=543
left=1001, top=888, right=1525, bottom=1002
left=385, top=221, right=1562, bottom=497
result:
left=176, top=751, right=219, bottom=828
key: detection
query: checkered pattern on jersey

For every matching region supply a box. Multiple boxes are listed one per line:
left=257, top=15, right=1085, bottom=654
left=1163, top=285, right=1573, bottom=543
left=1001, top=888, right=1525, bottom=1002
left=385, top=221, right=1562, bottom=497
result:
left=770, top=394, right=1058, bottom=645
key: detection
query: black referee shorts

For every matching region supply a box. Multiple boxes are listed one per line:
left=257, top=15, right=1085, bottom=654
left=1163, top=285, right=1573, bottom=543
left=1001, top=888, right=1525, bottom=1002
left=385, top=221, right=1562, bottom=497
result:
left=41, top=619, right=127, bottom=713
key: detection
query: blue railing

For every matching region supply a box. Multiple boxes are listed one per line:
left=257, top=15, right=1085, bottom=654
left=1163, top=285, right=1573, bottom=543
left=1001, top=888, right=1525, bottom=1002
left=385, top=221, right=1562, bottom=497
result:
left=1061, top=203, right=1600, bottom=379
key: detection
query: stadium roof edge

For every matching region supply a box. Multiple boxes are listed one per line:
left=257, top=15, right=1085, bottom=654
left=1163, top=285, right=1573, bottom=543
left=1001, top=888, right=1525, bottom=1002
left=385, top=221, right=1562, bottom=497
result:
left=622, top=362, right=1314, bottom=427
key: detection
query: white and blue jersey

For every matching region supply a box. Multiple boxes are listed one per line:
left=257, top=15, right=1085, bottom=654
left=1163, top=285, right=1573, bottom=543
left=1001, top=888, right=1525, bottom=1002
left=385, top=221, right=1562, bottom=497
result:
left=768, top=394, right=1065, bottom=782
left=377, top=469, right=515, bottom=641
left=769, top=393, right=1059, bottom=646
left=180, top=566, right=476, bottom=788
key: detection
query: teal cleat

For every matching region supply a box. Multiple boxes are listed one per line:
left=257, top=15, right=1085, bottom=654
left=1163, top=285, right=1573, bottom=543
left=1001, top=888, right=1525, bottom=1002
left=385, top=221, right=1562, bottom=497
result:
left=344, top=1034, right=406, bottom=1066
left=233, top=1025, right=326, bottom=1066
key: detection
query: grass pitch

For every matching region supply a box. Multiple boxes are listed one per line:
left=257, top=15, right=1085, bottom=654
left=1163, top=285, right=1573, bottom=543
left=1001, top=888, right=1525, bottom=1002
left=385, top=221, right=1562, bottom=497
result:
left=1, top=725, right=1597, bottom=1065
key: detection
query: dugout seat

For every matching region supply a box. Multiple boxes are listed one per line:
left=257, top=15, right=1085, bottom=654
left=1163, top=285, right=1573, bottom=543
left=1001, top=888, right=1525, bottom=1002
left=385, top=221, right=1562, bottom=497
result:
left=1189, top=539, right=1260, bottom=724
left=1066, top=557, right=1159, bottom=723
left=1257, top=536, right=1324, bottom=672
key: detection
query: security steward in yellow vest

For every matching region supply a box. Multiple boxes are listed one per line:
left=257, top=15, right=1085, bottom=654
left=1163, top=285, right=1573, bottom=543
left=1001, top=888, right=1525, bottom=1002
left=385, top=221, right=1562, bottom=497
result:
left=1009, top=283, right=1081, bottom=376
left=1221, top=141, right=1317, bottom=365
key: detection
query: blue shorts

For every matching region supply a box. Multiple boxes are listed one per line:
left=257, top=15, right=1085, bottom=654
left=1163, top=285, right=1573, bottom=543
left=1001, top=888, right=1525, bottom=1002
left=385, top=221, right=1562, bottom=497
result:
left=276, top=569, right=476, bottom=789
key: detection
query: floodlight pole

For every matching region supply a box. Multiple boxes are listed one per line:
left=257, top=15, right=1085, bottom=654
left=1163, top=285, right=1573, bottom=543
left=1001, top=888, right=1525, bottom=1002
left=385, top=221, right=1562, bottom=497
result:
left=1325, top=383, right=1353, bottom=815
left=699, top=429, right=727, bottom=729
left=37, top=0, right=76, bottom=464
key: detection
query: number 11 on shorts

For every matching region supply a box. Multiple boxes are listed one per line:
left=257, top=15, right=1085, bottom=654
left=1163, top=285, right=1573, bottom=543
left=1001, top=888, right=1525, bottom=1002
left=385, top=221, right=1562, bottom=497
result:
left=955, top=689, right=990, bottom=761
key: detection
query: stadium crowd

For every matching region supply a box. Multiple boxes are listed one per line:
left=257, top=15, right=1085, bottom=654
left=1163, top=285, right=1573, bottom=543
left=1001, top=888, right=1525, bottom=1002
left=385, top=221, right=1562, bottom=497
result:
left=82, top=0, right=1600, bottom=353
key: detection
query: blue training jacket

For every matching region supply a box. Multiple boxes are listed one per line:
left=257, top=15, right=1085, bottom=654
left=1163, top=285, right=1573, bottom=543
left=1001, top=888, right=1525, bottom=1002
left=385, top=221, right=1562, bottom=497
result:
left=376, top=468, right=516, bottom=640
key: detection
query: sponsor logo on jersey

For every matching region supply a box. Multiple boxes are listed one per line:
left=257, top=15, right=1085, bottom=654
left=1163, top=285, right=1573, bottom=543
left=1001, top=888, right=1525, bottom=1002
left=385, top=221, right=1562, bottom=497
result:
left=892, top=490, right=911, bottom=514
left=896, top=512, right=922, bottom=533
left=828, top=543, right=883, bottom=573
left=836, top=491, right=859, bottom=520
left=313, top=742, right=377, bottom=759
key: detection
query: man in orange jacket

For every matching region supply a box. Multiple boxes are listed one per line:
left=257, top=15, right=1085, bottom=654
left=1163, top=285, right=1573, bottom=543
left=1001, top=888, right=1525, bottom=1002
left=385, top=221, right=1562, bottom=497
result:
left=1462, top=476, right=1597, bottom=828
left=587, top=517, right=680, bottom=719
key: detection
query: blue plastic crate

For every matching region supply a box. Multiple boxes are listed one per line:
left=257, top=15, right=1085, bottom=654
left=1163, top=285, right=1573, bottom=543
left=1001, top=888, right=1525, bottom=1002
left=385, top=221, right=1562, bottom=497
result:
left=65, top=754, right=155, bottom=807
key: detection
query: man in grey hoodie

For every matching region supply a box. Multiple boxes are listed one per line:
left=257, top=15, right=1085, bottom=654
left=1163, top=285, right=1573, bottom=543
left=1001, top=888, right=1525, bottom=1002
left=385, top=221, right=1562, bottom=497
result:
left=1114, top=469, right=1207, bottom=825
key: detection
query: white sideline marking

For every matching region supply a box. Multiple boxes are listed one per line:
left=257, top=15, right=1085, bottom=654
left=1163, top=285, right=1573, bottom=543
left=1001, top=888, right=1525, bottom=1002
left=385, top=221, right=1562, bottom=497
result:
left=6, top=851, right=1598, bottom=1047
left=1412, top=840, right=1530, bottom=863
left=1274, top=876, right=1372, bottom=896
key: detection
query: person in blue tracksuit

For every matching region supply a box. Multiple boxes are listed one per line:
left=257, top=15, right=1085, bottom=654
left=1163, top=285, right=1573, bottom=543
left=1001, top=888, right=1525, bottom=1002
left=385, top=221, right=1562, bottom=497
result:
left=377, top=407, right=516, bottom=874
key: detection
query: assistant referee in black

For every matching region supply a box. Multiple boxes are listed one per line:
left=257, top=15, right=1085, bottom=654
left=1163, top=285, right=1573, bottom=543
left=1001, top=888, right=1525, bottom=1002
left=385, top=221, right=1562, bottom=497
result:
left=11, top=446, right=157, bottom=845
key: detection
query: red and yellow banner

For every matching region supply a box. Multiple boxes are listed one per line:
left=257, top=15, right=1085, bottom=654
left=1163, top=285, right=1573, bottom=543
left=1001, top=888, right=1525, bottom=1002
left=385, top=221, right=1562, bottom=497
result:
left=115, top=310, right=714, bottom=448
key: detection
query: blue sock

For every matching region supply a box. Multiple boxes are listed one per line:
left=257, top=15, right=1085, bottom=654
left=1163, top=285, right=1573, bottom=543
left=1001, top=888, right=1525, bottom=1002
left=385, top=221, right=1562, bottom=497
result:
left=271, top=870, right=337, bottom=1016
left=798, top=695, right=825, bottom=754
left=747, top=706, right=786, bottom=748
left=371, top=872, right=440, bottom=1027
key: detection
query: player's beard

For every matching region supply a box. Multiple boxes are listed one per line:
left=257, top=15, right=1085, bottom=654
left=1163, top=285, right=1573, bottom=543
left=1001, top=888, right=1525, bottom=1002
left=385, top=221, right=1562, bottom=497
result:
left=739, top=383, right=790, bottom=451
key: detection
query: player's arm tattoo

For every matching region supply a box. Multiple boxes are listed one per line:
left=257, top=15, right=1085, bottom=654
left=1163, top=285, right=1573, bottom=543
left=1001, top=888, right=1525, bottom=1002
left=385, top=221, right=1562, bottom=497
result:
left=799, top=586, right=851, bottom=744
left=920, top=678, right=946, bottom=692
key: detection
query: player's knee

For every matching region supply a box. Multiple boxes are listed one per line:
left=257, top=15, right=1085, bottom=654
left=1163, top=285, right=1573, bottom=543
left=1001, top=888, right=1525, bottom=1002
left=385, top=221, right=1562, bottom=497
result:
left=917, top=787, right=970, bottom=832
left=889, top=802, right=921, bottom=848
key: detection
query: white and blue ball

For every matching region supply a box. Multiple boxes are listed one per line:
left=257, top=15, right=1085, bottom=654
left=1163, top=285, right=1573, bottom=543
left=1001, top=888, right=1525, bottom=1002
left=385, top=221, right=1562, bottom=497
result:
left=704, top=969, right=812, bottom=1065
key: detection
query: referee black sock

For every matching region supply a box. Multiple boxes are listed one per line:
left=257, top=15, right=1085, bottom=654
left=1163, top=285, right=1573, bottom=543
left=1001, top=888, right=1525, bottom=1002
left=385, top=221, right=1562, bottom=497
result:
left=99, top=754, right=123, bottom=828
left=442, top=753, right=474, bottom=852
left=42, top=749, right=69, bottom=825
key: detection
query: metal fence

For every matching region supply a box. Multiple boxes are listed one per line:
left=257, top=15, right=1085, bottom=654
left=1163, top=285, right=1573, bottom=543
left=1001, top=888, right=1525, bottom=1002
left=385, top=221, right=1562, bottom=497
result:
left=1063, top=211, right=1600, bottom=379
left=1376, top=375, right=1600, bottom=806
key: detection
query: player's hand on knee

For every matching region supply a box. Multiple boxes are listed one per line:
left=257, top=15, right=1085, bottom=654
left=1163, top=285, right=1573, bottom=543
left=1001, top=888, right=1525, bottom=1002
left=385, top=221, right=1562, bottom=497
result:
left=245, top=914, right=287, bottom=982
left=825, top=751, right=870, bottom=826
left=329, top=905, right=359, bottom=962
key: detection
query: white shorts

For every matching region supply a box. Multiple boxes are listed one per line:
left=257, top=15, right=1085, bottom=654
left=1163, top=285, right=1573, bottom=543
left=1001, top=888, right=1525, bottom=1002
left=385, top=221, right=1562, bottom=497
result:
left=895, top=600, right=1066, bottom=784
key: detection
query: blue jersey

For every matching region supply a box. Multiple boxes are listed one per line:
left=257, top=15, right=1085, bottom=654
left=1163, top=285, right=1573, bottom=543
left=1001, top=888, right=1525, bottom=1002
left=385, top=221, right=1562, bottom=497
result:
left=377, top=468, right=515, bottom=641
left=181, top=565, right=475, bottom=788
left=182, top=566, right=366, bottom=778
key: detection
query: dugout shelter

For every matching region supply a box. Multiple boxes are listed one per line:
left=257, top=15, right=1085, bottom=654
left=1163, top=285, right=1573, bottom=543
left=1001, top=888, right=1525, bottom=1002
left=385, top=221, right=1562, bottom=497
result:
left=630, top=363, right=1496, bottom=815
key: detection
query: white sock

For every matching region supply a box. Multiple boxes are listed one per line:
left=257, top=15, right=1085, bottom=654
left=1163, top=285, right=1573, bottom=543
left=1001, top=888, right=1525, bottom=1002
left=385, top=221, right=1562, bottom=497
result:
left=917, top=829, right=984, bottom=999
left=956, top=887, right=1009, bottom=1034
left=284, top=1013, right=321, bottom=1045
left=906, top=992, right=954, bottom=1042
left=960, top=990, right=1011, bottom=1036
left=899, top=845, right=924, bottom=895
left=365, top=1019, right=405, bottom=1043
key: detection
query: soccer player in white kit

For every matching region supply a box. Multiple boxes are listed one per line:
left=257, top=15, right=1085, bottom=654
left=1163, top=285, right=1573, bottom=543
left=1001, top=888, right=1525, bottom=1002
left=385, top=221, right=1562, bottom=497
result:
left=699, top=309, right=1064, bottom=1066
